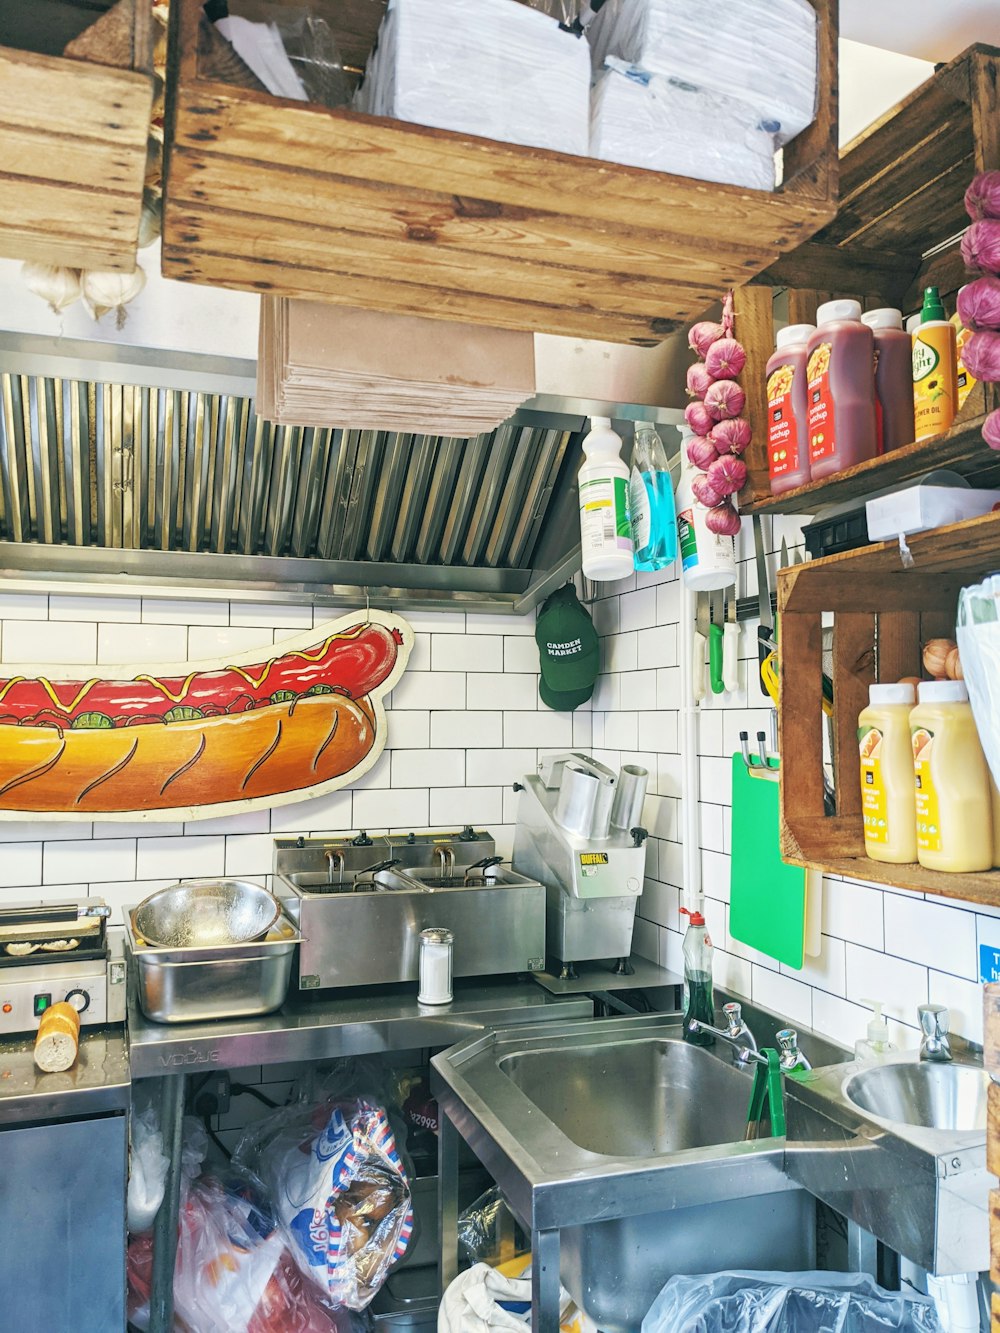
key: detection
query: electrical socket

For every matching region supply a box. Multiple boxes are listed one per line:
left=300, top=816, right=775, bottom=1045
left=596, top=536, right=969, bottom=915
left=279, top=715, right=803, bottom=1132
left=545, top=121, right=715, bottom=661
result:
left=195, top=1071, right=230, bottom=1118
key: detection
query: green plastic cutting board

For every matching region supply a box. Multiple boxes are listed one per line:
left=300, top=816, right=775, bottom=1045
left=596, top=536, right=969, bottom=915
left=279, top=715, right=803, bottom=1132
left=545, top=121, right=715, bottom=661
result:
left=728, top=752, right=807, bottom=968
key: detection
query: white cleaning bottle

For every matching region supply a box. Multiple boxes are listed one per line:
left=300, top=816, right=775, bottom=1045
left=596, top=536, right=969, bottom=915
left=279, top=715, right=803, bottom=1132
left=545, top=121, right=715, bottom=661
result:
left=578, top=416, right=633, bottom=581
left=675, top=430, right=737, bottom=591
left=631, top=424, right=678, bottom=571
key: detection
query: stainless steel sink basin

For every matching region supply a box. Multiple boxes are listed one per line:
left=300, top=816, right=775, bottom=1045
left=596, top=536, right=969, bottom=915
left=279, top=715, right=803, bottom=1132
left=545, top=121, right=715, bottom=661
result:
left=784, top=1054, right=991, bottom=1277
left=844, top=1060, right=989, bottom=1133
left=499, top=1037, right=749, bottom=1156
left=433, top=1014, right=815, bottom=1332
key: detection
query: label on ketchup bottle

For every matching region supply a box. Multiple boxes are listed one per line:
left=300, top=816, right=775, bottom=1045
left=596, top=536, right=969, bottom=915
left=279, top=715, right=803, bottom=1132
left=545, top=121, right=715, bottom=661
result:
left=766, top=363, right=799, bottom=481
left=807, top=341, right=835, bottom=464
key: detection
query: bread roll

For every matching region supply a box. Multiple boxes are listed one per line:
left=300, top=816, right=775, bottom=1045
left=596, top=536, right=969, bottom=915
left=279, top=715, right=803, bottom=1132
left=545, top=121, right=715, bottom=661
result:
left=34, top=1002, right=81, bottom=1073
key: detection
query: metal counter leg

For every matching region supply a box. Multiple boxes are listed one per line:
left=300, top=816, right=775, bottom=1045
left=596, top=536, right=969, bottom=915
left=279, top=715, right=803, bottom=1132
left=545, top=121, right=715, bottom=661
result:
left=531, top=1227, right=561, bottom=1333
left=847, top=1219, right=878, bottom=1279
left=498, top=1200, right=517, bottom=1265
left=439, top=1108, right=461, bottom=1298
left=149, top=1072, right=186, bottom=1333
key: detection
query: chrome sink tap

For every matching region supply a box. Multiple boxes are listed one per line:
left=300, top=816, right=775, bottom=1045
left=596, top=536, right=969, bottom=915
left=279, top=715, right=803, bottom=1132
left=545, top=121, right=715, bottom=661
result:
left=919, top=1004, right=952, bottom=1062
left=689, top=1001, right=760, bottom=1067
left=776, top=1028, right=811, bottom=1072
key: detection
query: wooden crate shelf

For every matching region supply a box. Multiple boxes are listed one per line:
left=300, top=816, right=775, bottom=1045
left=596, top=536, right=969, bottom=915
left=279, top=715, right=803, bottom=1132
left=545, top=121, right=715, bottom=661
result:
left=736, top=43, right=1000, bottom=508
left=777, top=509, right=1000, bottom=908
left=0, top=5, right=154, bottom=273
left=162, top=0, right=839, bottom=345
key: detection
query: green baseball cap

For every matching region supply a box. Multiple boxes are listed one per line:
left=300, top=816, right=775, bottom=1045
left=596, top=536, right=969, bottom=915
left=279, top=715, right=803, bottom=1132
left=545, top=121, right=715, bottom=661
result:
left=535, top=583, right=600, bottom=711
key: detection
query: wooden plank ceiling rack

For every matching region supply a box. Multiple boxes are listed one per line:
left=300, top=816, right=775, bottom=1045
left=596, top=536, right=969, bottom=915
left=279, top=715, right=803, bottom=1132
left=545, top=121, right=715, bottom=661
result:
left=736, top=42, right=1000, bottom=510
left=0, top=0, right=154, bottom=272
left=162, top=0, right=839, bottom=345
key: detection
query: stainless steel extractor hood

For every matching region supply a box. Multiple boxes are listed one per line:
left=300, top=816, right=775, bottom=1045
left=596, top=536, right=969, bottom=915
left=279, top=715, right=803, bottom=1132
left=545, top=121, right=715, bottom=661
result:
left=0, top=330, right=687, bottom=614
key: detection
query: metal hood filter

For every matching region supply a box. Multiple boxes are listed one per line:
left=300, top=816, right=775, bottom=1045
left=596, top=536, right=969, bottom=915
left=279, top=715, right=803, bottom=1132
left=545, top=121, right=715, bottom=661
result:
left=0, top=331, right=688, bottom=613
left=0, top=372, right=583, bottom=612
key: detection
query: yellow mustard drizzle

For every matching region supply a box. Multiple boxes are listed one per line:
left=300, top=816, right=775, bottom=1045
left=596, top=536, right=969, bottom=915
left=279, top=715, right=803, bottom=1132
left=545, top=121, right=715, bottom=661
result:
left=0, top=627, right=365, bottom=715
left=0, top=676, right=27, bottom=704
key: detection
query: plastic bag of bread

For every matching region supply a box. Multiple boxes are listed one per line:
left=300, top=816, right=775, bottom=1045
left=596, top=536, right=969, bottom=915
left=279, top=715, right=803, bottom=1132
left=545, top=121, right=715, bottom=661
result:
left=127, top=1167, right=352, bottom=1333
left=237, top=1096, right=414, bottom=1310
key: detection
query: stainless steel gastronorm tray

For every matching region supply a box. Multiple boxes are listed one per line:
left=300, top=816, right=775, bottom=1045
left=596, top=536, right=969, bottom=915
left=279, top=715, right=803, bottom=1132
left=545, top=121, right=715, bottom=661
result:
left=124, top=911, right=300, bottom=1024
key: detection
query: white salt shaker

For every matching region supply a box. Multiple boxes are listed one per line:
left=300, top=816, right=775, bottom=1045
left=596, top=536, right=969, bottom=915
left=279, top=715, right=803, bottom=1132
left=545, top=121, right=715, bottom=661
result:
left=418, top=927, right=453, bottom=1004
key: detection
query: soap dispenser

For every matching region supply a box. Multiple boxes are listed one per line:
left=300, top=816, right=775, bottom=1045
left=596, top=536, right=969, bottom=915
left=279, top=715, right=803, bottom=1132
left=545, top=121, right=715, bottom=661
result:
left=680, top=906, right=715, bottom=1047
left=854, top=1000, right=896, bottom=1062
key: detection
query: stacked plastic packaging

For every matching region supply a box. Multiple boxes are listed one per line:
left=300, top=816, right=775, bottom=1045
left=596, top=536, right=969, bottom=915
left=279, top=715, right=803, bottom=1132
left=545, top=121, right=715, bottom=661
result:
left=587, top=0, right=818, bottom=189
left=355, top=0, right=591, bottom=156
left=588, top=0, right=818, bottom=143
left=957, top=574, right=1000, bottom=793
left=590, top=59, right=777, bottom=190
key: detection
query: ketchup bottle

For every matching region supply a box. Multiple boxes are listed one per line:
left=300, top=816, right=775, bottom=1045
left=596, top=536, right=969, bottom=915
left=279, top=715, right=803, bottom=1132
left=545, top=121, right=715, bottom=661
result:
left=806, top=299, right=878, bottom=481
left=861, top=308, right=915, bottom=454
left=766, top=322, right=814, bottom=495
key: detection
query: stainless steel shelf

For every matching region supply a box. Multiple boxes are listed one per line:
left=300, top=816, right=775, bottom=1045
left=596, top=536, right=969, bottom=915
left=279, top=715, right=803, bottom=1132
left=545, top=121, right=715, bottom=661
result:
left=533, top=957, right=682, bottom=996
left=127, top=977, right=593, bottom=1080
left=0, top=1028, right=130, bottom=1124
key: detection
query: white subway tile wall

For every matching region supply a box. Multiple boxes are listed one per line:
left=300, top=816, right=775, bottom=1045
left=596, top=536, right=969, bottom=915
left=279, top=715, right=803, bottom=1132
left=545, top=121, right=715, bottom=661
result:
left=589, top=516, right=986, bottom=1048
left=0, top=550, right=987, bottom=1050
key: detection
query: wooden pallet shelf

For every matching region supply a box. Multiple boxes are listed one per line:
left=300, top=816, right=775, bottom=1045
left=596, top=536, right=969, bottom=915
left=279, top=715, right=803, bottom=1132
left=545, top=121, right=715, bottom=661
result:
left=777, top=509, right=1000, bottom=908
left=162, top=0, right=839, bottom=345
left=0, top=4, right=153, bottom=272
left=736, top=42, right=1000, bottom=508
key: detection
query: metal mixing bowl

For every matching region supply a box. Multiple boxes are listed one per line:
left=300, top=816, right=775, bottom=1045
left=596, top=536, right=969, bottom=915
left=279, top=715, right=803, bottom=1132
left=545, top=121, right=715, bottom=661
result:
left=132, top=879, right=281, bottom=949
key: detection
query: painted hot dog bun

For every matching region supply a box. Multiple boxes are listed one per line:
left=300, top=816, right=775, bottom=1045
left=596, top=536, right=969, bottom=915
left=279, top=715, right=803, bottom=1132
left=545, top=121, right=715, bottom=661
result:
left=0, top=694, right=377, bottom=813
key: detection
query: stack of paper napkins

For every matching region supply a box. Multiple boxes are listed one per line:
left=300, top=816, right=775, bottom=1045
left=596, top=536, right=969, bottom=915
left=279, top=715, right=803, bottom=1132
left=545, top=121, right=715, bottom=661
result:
left=588, top=0, right=817, bottom=145
left=355, top=0, right=591, bottom=155
left=257, top=299, right=535, bottom=438
left=591, top=61, right=776, bottom=190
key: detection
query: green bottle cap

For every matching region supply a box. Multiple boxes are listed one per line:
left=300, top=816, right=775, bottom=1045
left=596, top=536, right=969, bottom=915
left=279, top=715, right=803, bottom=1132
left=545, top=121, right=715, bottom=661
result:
left=920, top=285, right=947, bottom=323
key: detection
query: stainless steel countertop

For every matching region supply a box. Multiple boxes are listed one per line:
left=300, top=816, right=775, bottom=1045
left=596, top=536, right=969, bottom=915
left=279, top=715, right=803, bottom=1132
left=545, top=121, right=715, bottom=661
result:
left=0, top=1027, right=130, bottom=1124
left=128, top=978, right=593, bottom=1080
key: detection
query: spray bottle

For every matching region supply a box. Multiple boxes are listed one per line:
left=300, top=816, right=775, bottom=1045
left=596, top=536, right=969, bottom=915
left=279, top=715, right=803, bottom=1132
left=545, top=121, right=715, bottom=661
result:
left=630, top=424, right=678, bottom=571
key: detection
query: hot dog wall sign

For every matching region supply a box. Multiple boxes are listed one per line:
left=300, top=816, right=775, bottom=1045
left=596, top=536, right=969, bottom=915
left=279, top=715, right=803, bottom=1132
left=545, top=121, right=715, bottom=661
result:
left=0, top=610, right=412, bottom=821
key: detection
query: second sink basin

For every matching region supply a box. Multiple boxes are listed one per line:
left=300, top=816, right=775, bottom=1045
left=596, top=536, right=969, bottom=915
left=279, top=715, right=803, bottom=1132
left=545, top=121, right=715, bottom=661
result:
left=499, top=1037, right=750, bottom=1156
left=844, top=1060, right=989, bottom=1132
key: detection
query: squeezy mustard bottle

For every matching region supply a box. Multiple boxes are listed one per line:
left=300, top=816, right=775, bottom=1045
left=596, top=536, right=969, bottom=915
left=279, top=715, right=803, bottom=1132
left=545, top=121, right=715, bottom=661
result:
left=912, top=286, right=957, bottom=442
left=858, top=682, right=917, bottom=864
left=910, top=681, right=993, bottom=873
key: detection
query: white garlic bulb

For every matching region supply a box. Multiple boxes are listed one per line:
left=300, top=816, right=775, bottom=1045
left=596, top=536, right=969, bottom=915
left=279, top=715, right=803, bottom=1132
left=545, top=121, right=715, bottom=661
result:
left=21, top=263, right=82, bottom=314
left=137, top=194, right=162, bottom=250
left=81, top=264, right=147, bottom=327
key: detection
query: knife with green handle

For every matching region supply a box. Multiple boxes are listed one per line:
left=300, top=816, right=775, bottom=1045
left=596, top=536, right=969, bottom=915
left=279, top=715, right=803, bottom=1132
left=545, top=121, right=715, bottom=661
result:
left=693, top=591, right=709, bottom=702
left=723, top=583, right=739, bottom=693
left=709, top=589, right=725, bottom=695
